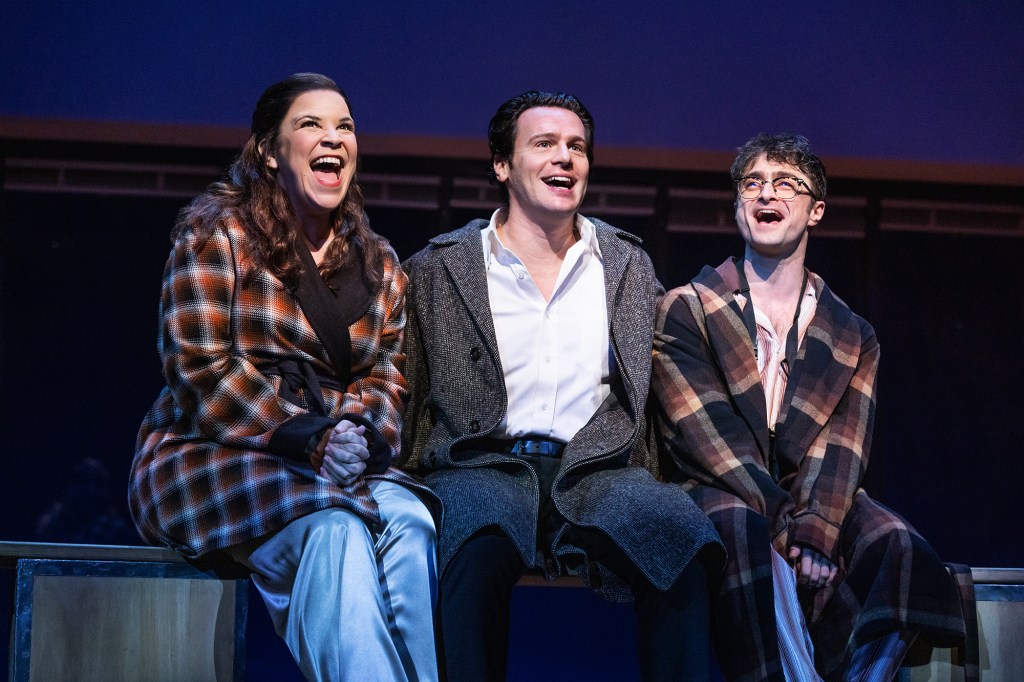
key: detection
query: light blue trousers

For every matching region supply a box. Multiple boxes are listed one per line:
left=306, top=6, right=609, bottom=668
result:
left=230, top=481, right=439, bottom=682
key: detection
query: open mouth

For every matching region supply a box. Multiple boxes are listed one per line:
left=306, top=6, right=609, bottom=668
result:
left=754, top=208, right=783, bottom=223
left=543, top=175, right=574, bottom=189
left=310, top=155, right=343, bottom=185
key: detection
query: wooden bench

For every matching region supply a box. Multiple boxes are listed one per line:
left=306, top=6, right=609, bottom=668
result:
left=1, top=541, right=247, bottom=682
left=3, top=541, right=1021, bottom=681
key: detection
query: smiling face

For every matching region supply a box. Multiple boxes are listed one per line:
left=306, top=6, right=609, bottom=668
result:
left=735, top=154, right=825, bottom=260
left=493, top=106, right=590, bottom=224
left=264, top=89, right=357, bottom=232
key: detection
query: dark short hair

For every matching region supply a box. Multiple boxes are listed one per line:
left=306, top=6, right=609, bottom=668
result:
left=486, top=91, right=595, bottom=201
left=730, top=133, right=827, bottom=200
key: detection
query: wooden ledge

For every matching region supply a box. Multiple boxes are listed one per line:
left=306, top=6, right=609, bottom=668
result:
left=4, top=542, right=1020, bottom=587
left=0, top=541, right=184, bottom=568
left=971, top=567, right=1024, bottom=584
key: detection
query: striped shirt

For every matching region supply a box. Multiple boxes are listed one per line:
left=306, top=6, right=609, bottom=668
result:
left=737, top=280, right=818, bottom=426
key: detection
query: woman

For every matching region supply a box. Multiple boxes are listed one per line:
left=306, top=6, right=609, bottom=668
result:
left=128, top=73, right=438, bottom=682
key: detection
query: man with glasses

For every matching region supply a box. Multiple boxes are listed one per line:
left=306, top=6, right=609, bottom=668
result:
left=401, top=91, right=723, bottom=681
left=652, top=134, right=965, bottom=680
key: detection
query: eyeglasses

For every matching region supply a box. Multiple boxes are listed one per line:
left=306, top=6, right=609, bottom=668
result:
left=737, top=176, right=818, bottom=201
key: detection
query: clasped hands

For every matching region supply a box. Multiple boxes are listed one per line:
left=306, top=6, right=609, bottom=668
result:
left=310, top=419, right=370, bottom=487
left=788, top=545, right=838, bottom=590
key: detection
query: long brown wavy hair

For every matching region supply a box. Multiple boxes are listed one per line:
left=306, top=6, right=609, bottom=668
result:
left=172, top=73, right=384, bottom=290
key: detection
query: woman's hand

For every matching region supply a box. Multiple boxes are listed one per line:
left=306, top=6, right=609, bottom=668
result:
left=317, top=420, right=370, bottom=487
left=788, top=545, right=838, bottom=589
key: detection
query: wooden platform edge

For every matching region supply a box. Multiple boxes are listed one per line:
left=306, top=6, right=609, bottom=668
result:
left=0, top=541, right=184, bottom=568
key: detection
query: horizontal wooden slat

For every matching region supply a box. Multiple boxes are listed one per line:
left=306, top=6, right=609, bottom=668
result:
left=0, top=541, right=183, bottom=567
left=971, top=567, right=1024, bottom=584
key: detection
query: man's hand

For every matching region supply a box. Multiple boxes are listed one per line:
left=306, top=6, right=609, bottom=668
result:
left=788, top=545, right=837, bottom=589
left=319, top=420, right=370, bottom=487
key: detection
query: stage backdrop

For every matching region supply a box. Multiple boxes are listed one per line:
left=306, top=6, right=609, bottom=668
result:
left=2, top=1, right=1022, bottom=167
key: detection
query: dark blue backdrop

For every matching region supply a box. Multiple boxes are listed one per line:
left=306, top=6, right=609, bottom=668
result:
left=2, top=1, right=1022, bottom=166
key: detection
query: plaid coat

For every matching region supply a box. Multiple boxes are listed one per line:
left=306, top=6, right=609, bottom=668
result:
left=653, top=258, right=964, bottom=680
left=401, top=219, right=723, bottom=599
left=653, top=258, right=878, bottom=562
left=128, top=218, right=428, bottom=558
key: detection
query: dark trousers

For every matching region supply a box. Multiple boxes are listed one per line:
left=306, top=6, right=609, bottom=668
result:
left=438, top=526, right=711, bottom=681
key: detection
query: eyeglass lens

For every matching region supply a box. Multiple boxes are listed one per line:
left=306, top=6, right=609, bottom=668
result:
left=738, top=177, right=801, bottom=199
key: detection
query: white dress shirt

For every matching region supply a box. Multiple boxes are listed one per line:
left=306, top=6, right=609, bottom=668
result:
left=481, top=209, right=611, bottom=443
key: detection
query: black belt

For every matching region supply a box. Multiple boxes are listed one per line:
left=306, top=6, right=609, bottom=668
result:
left=482, top=437, right=566, bottom=458
left=263, top=359, right=345, bottom=417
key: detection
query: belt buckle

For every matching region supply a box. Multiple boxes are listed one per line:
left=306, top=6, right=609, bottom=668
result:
left=512, top=439, right=556, bottom=457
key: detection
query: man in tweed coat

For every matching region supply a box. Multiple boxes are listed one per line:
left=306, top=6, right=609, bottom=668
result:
left=652, top=134, right=965, bottom=681
left=401, top=91, right=723, bottom=681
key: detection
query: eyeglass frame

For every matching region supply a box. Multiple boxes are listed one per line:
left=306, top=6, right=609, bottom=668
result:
left=736, top=175, right=820, bottom=201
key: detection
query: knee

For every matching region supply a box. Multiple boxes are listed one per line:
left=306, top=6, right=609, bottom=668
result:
left=393, top=500, right=437, bottom=545
left=445, top=530, right=523, bottom=584
left=308, top=508, right=375, bottom=550
left=251, top=509, right=372, bottom=583
left=383, top=494, right=437, bottom=546
left=844, top=496, right=920, bottom=561
left=665, top=557, right=710, bottom=604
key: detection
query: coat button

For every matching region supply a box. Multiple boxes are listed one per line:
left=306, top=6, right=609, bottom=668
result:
left=427, top=451, right=437, bottom=466
left=470, top=347, right=481, bottom=361
left=469, top=420, right=480, bottom=433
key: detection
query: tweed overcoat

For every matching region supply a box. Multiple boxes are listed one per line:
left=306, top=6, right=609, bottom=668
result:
left=400, top=219, right=723, bottom=598
left=129, top=218, right=429, bottom=558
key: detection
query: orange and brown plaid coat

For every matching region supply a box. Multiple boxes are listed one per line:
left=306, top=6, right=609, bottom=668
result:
left=129, top=217, right=426, bottom=558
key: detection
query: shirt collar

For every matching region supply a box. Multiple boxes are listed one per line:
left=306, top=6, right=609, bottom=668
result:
left=481, top=208, right=602, bottom=267
left=736, top=276, right=818, bottom=337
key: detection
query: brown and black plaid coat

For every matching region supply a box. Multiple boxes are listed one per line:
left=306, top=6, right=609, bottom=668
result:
left=128, top=218, right=427, bottom=558
left=654, top=258, right=878, bottom=561
left=653, top=258, right=964, bottom=680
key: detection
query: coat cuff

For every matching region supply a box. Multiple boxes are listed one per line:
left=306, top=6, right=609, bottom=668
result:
left=269, top=414, right=336, bottom=462
left=789, top=511, right=842, bottom=560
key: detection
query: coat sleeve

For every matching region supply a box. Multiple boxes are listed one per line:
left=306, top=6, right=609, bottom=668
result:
left=397, top=254, right=432, bottom=473
left=333, top=247, right=410, bottom=470
left=785, top=323, right=880, bottom=560
left=160, top=229, right=332, bottom=458
left=652, top=285, right=795, bottom=539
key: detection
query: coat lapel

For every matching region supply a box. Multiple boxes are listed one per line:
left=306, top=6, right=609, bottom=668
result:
left=431, top=221, right=502, bottom=357
left=692, top=260, right=771, bottom=453
left=597, top=223, right=646, bottom=417
left=776, top=276, right=861, bottom=459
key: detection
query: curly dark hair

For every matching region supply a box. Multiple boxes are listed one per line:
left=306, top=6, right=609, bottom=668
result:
left=730, top=133, right=827, bottom=201
left=486, top=90, right=595, bottom=202
left=172, top=72, right=383, bottom=289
